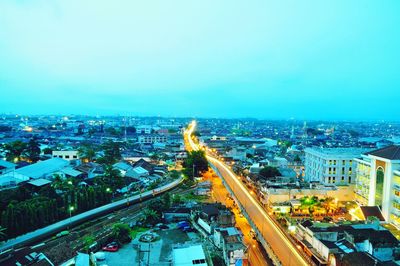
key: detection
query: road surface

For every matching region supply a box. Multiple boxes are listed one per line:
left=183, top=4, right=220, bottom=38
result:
left=186, top=121, right=310, bottom=266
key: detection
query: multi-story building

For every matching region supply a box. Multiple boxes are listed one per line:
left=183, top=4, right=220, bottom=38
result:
left=354, top=145, right=400, bottom=224
left=52, top=150, right=79, bottom=161
left=305, top=148, right=367, bottom=185
left=138, top=134, right=167, bottom=144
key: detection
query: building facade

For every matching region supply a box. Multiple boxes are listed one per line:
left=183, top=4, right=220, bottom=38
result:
left=354, top=145, right=400, bottom=224
left=305, top=148, right=367, bottom=185
left=138, top=134, right=167, bottom=144
left=52, top=150, right=79, bottom=161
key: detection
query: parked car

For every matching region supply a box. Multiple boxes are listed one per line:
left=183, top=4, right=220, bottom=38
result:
left=102, top=242, right=119, bottom=252
left=182, top=226, right=194, bottom=232
left=177, top=221, right=189, bottom=229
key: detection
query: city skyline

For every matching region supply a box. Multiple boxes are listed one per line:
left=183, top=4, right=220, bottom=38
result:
left=1, top=1, right=400, bottom=120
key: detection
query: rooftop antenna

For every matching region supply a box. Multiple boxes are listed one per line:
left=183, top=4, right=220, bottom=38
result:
left=124, top=116, right=127, bottom=142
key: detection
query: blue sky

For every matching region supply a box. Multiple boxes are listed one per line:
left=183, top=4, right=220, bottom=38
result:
left=0, top=1, right=399, bottom=120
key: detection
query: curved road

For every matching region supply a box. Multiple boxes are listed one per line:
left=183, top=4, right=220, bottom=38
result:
left=186, top=121, right=309, bottom=266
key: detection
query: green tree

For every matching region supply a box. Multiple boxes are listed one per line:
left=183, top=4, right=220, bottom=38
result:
left=2, top=140, right=27, bottom=162
left=97, top=140, right=123, bottom=164
left=101, top=165, right=124, bottom=190
left=183, top=150, right=208, bottom=180
left=142, top=208, right=160, bottom=225
left=78, top=145, right=96, bottom=162
left=162, top=193, right=171, bottom=209
left=259, top=166, right=281, bottom=179
left=112, top=223, right=131, bottom=243
left=23, top=138, right=41, bottom=162
left=42, top=147, right=53, bottom=155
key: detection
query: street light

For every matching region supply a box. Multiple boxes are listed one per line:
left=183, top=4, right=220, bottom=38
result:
left=68, top=206, right=74, bottom=230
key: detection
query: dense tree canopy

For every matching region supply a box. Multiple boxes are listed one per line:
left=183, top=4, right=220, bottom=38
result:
left=259, top=166, right=281, bottom=179
left=183, top=150, right=208, bottom=180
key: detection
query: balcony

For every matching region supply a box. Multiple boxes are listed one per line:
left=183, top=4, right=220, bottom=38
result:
left=391, top=208, right=400, bottom=217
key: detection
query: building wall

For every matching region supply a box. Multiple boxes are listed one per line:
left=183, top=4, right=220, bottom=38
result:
left=305, top=148, right=358, bottom=186
left=52, top=150, right=79, bottom=161
left=138, top=135, right=167, bottom=144
left=355, top=154, right=400, bottom=223
left=355, top=159, right=371, bottom=205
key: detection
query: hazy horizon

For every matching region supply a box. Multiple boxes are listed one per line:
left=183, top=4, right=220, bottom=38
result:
left=1, top=1, right=399, bottom=121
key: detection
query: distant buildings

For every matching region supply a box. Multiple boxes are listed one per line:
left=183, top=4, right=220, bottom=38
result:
left=305, top=148, right=367, bottom=185
left=138, top=134, right=167, bottom=144
left=355, top=145, right=400, bottom=225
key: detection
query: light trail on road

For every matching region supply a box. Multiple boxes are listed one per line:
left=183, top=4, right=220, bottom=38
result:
left=185, top=121, right=310, bottom=266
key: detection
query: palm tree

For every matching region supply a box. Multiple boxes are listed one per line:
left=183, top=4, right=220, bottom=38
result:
left=78, top=146, right=96, bottom=162
left=0, top=226, right=7, bottom=241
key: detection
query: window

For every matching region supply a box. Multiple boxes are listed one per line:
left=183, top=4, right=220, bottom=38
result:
left=65, top=155, right=70, bottom=159
left=349, top=176, right=352, bottom=183
left=73, top=155, right=78, bottom=159
left=342, top=176, right=345, bottom=181
left=192, top=259, right=206, bottom=264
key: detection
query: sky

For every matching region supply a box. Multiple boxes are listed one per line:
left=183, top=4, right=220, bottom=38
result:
left=0, top=1, right=399, bottom=121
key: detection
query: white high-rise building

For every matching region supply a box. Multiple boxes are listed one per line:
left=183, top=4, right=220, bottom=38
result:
left=305, top=147, right=368, bottom=185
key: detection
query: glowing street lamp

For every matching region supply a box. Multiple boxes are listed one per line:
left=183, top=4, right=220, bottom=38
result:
left=68, top=206, right=74, bottom=229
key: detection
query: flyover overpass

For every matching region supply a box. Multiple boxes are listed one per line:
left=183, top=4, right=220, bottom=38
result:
left=185, top=121, right=312, bottom=266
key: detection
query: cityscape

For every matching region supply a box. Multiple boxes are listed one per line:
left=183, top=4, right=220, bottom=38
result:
left=1, top=1, right=400, bottom=266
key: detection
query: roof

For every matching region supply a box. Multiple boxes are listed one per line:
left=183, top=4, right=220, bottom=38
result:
left=28, top=178, right=52, bottom=187
left=132, top=166, right=149, bottom=175
left=172, top=244, right=206, bottom=266
left=305, top=147, right=369, bottom=158
left=366, top=145, right=400, bottom=160
left=0, top=160, right=16, bottom=169
left=201, top=204, right=220, bottom=216
left=61, top=167, right=83, bottom=177
left=360, top=206, right=385, bottom=221
left=345, top=228, right=399, bottom=246
left=113, top=161, right=133, bottom=171
left=16, top=158, right=69, bottom=179
left=132, top=158, right=154, bottom=172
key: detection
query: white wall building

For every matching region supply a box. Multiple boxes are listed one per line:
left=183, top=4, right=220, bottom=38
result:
left=305, top=147, right=367, bottom=185
left=52, top=150, right=79, bottom=161
left=172, top=244, right=207, bottom=266
left=138, top=134, right=167, bottom=144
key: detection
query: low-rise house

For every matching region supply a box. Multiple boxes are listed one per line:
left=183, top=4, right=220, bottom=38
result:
left=296, top=220, right=400, bottom=264
left=163, top=207, right=191, bottom=222
left=126, top=166, right=149, bottom=179
left=113, top=161, right=134, bottom=176
left=75, top=162, right=104, bottom=179
left=0, top=160, right=16, bottom=175
left=12, top=158, right=69, bottom=181
left=172, top=244, right=207, bottom=266
left=192, top=203, right=235, bottom=234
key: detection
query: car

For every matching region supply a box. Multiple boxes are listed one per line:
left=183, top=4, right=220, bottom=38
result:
left=102, top=242, right=119, bottom=252
left=182, top=226, right=194, bottom=232
left=158, top=224, right=169, bottom=230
